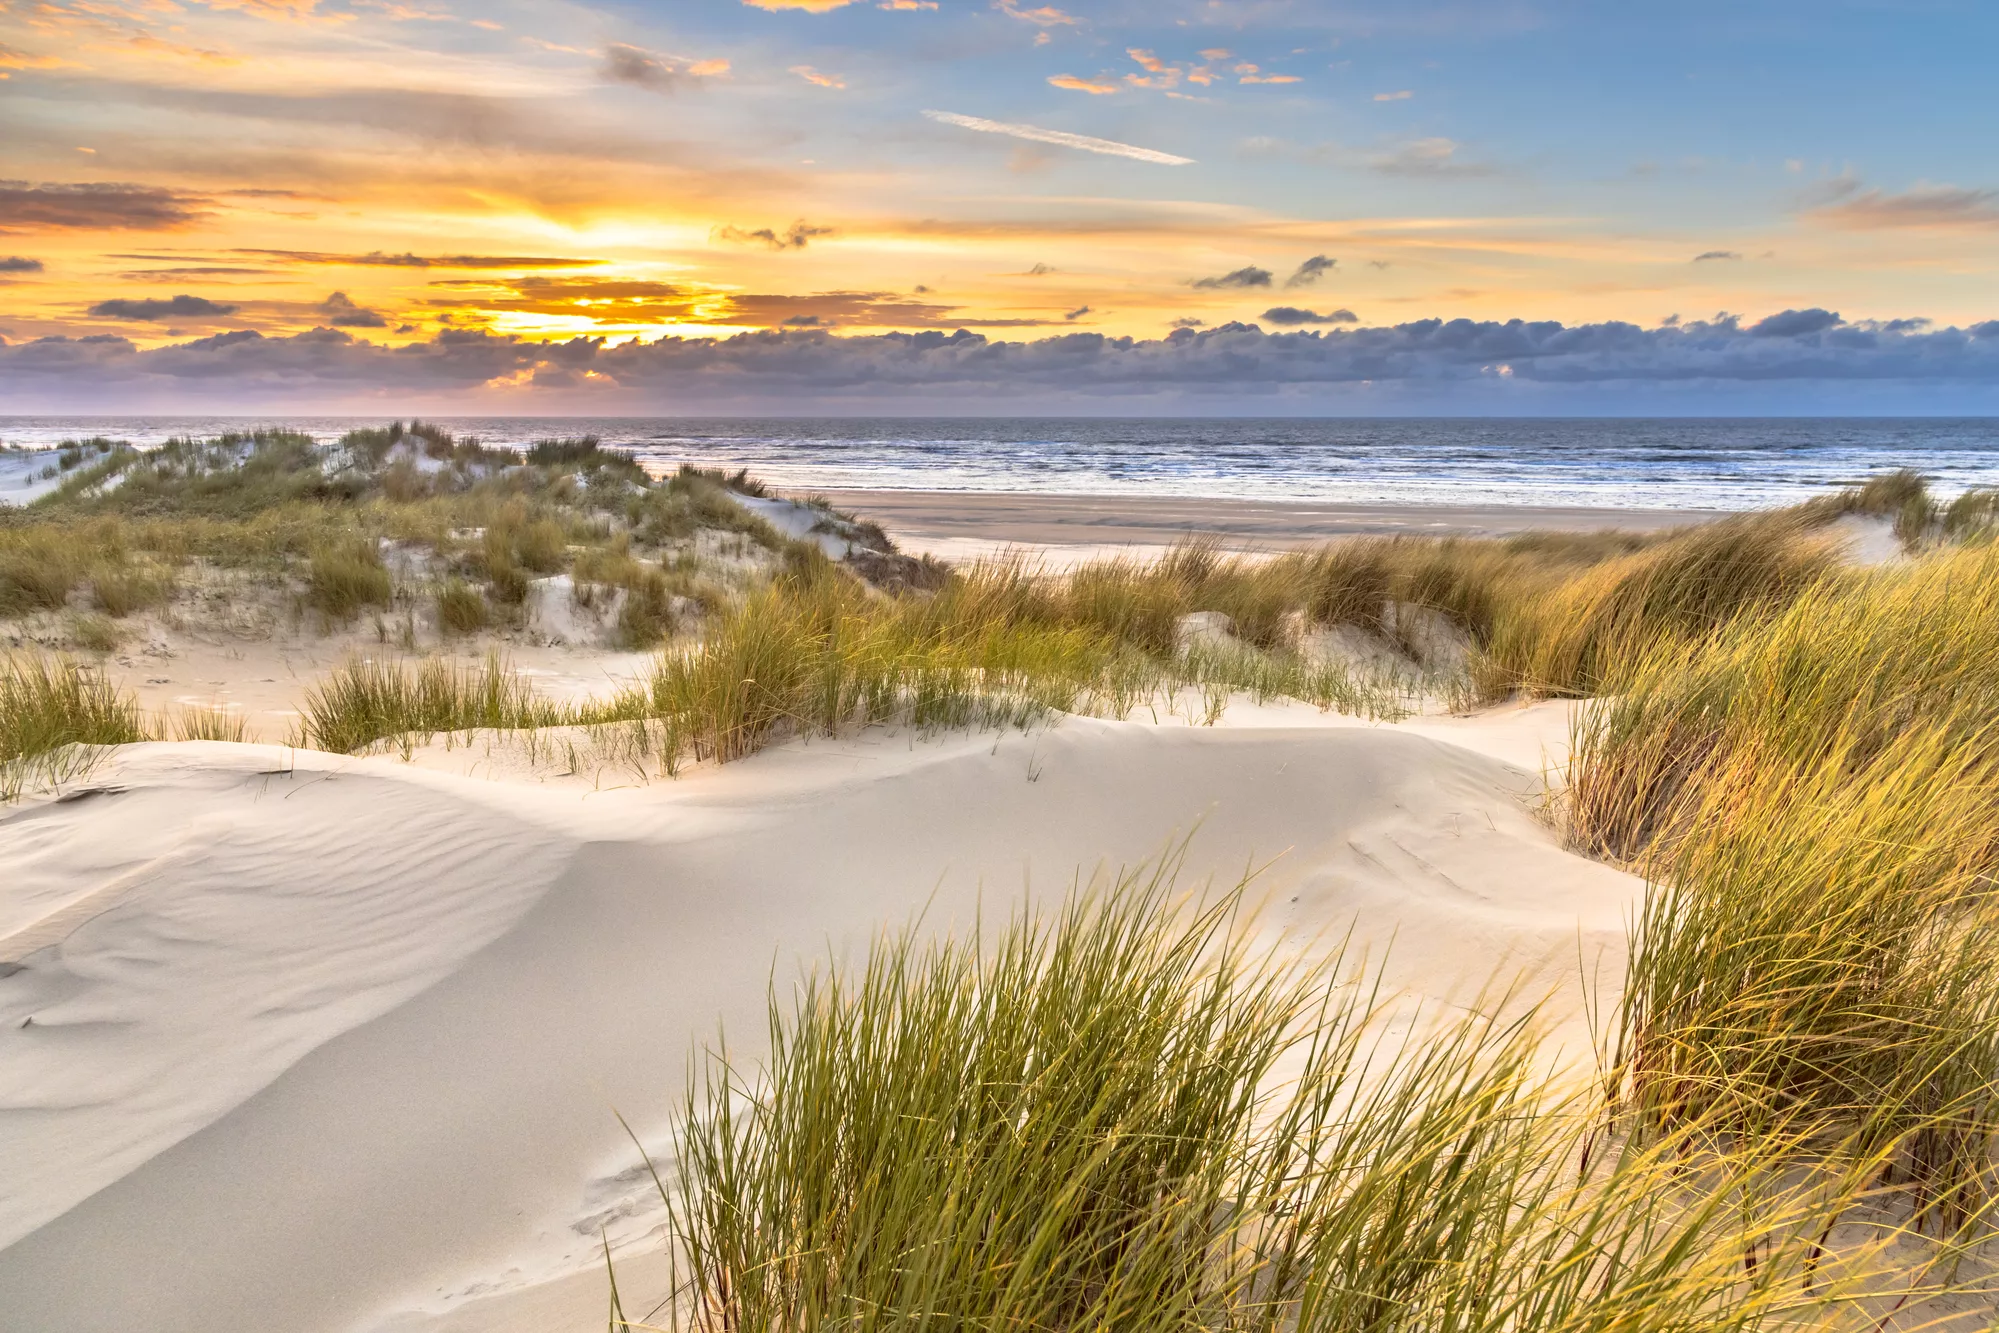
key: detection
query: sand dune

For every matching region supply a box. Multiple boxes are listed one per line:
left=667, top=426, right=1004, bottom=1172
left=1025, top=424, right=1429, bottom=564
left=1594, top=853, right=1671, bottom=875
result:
left=0, top=709, right=1640, bottom=1332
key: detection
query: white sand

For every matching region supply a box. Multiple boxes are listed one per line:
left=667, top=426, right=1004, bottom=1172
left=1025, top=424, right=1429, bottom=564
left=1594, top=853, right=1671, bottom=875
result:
left=0, top=705, right=1641, bottom=1332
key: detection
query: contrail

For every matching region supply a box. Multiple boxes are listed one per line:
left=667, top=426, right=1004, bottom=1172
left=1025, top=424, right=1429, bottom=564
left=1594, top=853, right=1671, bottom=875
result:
left=922, top=110, right=1194, bottom=165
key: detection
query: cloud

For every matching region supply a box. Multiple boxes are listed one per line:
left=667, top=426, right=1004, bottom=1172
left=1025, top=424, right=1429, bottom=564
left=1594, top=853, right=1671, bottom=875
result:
left=1233, top=63, right=1300, bottom=85
left=87, top=294, right=240, bottom=320
left=996, top=0, right=1078, bottom=25
left=1064, top=305, right=1091, bottom=320
left=790, top=65, right=846, bottom=88
left=1048, top=74, right=1119, bottom=94
left=14, top=313, right=1999, bottom=410
left=1808, top=183, right=1999, bottom=230
left=1192, top=266, right=1272, bottom=290
left=1373, top=90, right=1413, bottom=101
left=741, top=0, right=861, bottom=10
left=922, top=110, right=1193, bottom=165
left=236, top=250, right=605, bottom=269
left=601, top=43, right=729, bottom=91
left=1261, top=306, right=1356, bottom=325
left=1369, top=137, right=1490, bottom=177
left=1749, top=308, right=1842, bottom=338
left=715, top=221, right=835, bottom=251
left=0, top=43, right=74, bottom=71
left=120, top=266, right=275, bottom=280
left=0, top=181, right=206, bottom=230
left=0, top=257, right=44, bottom=273
left=1693, top=250, right=1742, bottom=262
left=1286, top=255, right=1335, bottom=288
left=322, top=291, right=388, bottom=328
left=1023, top=263, right=1056, bottom=276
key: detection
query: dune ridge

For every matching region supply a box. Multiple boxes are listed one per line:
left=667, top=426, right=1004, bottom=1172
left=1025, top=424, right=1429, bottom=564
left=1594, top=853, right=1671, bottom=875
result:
left=0, top=706, right=1636, bottom=1333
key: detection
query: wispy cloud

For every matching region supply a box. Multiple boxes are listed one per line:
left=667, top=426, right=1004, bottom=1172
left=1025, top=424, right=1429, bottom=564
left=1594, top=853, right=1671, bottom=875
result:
left=602, top=44, right=729, bottom=91
left=1286, top=255, right=1335, bottom=287
left=1808, top=183, right=1999, bottom=230
left=995, top=0, right=1078, bottom=26
left=88, top=293, right=239, bottom=320
left=0, top=257, right=45, bottom=273
left=1048, top=73, right=1118, bottom=94
left=1373, top=89, right=1413, bottom=101
left=1234, top=63, right=1299, bottom=85
left=741, top=0, right=862, bottom=10
left=1192, top=265, right=1272, bottom=289
left=715, top=221, right=836, bottom=250
left=790, top=64, right=846, bottom=88
left=1693, top=250, right=1742, bottom=262
left=923, top=110, right=1193, bottom=165
left=234, top=250, right=605, bottom=269
left=1369, top=137, right=1491, bottom=177
left=0, top=181, right=207, bottom=230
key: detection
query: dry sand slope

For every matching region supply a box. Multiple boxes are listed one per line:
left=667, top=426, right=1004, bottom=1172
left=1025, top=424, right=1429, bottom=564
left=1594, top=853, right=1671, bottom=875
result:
left=0, top=705, right=1640, bottom=1333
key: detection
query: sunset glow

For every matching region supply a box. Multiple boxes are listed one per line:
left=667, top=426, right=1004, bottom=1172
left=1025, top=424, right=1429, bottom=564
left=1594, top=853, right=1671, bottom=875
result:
left=3, top=1, right=1997, bottom=410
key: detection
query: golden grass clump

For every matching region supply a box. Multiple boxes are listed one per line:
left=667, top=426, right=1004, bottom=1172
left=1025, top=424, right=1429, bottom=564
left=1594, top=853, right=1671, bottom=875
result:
left=166, top=706, right=249, bottom=743
left=298, top=653, right=572, bottom=755
left=306, top=537, right=393, bottom=620
left=632, top=864, right=1972, bottom=1333
left=0, top=653, right=146, bottom=799
left=1479, top=513, right=1835, bottom=698
left=435, top=579, right=489, bottom=635
left=1570, top=543, right=1999, bottom=1221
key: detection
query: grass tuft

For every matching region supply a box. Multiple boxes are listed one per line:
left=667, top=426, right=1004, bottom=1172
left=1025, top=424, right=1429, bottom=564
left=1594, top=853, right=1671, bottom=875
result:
left=0, top=653, right=146, bottom=799
left=307, top=537, right=393, bottom=620
left=298, top=653, right=571, bottom=754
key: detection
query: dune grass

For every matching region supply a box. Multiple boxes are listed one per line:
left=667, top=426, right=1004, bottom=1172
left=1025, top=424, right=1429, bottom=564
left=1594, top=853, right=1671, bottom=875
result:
left=306, top=537, right=394, bottom=620
left=0, top=653, right=147, bottom=799
left=296, top=652, right=575, bottom=755
left=629, top=863, right=1970, bottom=1333
left=1568, top=543, right=1999, bottom=1227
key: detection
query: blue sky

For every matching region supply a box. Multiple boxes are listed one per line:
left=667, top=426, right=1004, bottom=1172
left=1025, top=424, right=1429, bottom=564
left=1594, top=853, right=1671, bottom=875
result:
left=1, top=0, right=1996, bottom=409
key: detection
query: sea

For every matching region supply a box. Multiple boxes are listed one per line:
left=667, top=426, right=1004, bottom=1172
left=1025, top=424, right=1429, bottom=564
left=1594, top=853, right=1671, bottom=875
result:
left=3, top=416, right=1998, bottom=511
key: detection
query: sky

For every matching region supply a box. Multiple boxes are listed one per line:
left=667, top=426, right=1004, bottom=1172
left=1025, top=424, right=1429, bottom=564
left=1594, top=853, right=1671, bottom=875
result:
left=3, top=0, right=1999, bottom=412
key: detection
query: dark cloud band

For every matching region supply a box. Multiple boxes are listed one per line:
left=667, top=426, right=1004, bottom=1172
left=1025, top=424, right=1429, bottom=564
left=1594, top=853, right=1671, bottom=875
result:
left=5, top=311, right=1999, bottom=408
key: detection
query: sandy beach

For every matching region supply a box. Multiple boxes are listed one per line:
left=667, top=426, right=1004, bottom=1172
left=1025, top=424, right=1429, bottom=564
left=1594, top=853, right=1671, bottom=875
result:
left=816, top=489, right=1725, bottom=564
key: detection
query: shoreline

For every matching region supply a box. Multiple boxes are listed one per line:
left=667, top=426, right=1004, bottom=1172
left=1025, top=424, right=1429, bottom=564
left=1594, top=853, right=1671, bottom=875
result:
left=810, top=488, right=1728, bottom=561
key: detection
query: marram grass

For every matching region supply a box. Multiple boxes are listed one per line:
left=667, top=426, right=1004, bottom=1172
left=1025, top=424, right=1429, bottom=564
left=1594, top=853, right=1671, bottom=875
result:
left=0, top=653, right=147, bottom=799
left=1570, top=543, right=1999, bottom=1225
left=618, top=864, right=1983, bottom=1333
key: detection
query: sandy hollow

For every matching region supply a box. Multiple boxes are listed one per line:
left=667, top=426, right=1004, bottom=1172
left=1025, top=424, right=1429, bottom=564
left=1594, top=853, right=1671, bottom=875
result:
left=0, top=702, right=1641, bottom=1333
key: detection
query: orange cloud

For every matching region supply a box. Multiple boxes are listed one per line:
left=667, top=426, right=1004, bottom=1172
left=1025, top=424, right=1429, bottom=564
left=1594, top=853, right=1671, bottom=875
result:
left=0, top=42, right=77, bottom=68
left=996, top=0, right=1077, bottom=26
left=1048, top=73, right=1117, bottom=94
left=741, top=0, right=860, bottom=10
left=122, top=31, right=241, bottom=64
left=790, top=63, right=845, bottom=88
left=1808, top=184, right=1999, bottom=231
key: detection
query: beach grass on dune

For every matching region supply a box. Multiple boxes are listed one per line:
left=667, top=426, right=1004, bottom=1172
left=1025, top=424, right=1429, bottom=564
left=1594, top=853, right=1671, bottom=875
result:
left=631, top=862, right=1971, bottom=1333
left=1569, top=543, right=1999, bottom=1223
left=296, top=652, right=576, bottom=756
left=0, top=653, right=147, bottom=799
